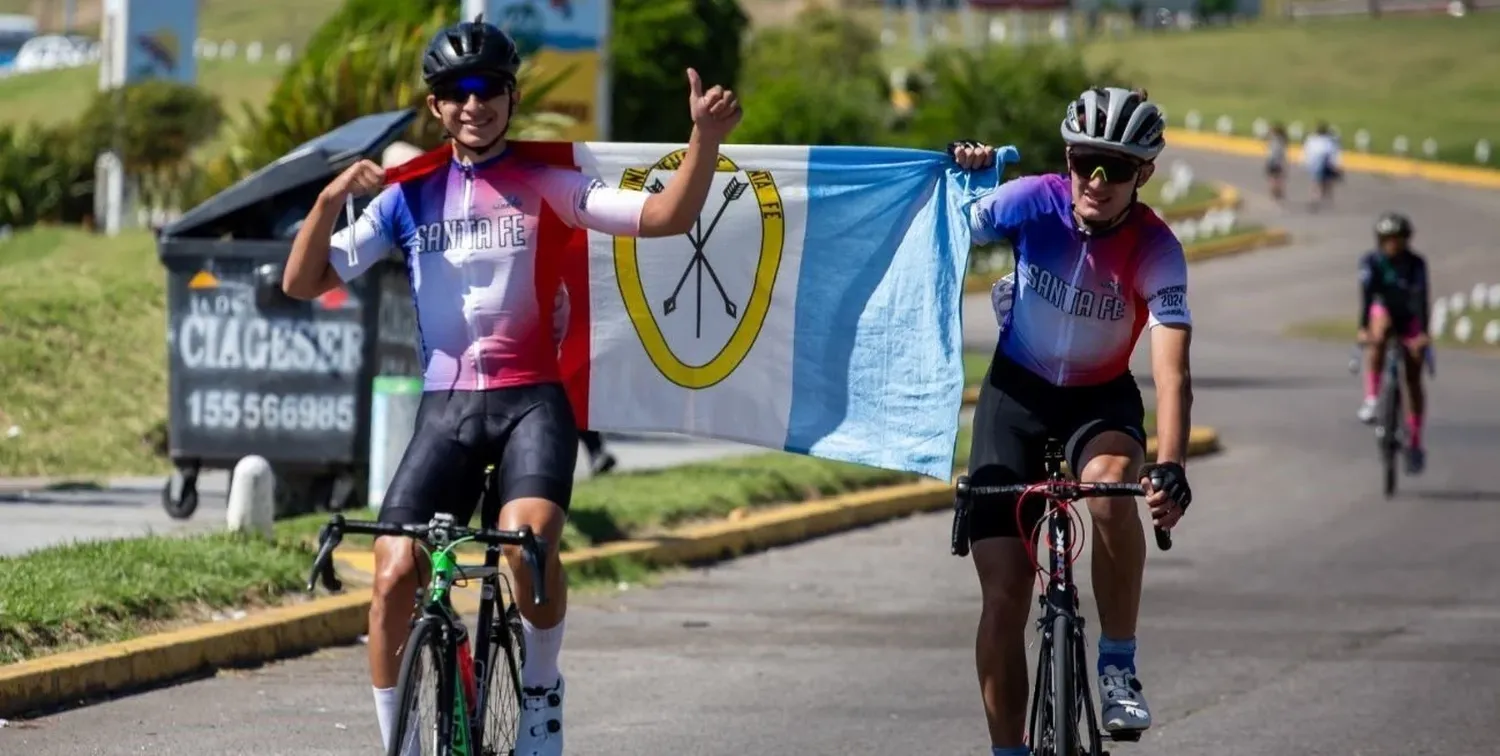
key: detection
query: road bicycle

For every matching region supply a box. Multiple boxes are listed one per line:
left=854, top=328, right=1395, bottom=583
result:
left=306, top=466, right=550, bottom=756
left=1348, top=332, right=1433, bottom=498
left=950, top=438, right=1175, bottom=756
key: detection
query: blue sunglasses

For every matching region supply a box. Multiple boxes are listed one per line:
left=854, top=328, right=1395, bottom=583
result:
left=433, top=74, right=514, bottom=103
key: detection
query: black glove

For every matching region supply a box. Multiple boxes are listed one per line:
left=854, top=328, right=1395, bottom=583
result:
left=1139, top=461, right=1191, bottom=513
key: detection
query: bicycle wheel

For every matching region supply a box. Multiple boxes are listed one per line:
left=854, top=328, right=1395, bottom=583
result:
left=388, top=617, right=453, bottom=756
left=1379, top=367, right=1402, bottom=498
left=1047, top=614, right=1078, bottom=756
left=480, top=602, right=526, bottom=756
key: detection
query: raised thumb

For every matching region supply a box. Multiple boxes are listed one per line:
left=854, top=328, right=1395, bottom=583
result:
left=686, top=67, right=703, bottom=99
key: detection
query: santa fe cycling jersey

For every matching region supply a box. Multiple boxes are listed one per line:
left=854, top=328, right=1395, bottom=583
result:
left=970, top=173, right=1192, bottom=387
left=329, top=149, right=649, bottom=391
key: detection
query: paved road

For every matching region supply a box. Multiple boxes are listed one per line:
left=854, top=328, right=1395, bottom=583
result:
left=0, top=433, right=760, bottom=558
left=8, top=149, right=1500, bottom=755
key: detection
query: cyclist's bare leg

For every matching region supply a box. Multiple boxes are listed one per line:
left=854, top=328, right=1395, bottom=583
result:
left=369, top=536, right=432, bottom=688
left=1402, top=345, right=1425, bottom=418
left=1077, top=432, right=1147, bottom=643
left=971, top=537, right=1036, bottom=747
left=1402, top=343, right=1426, bottom=457
left=497, top=496, right=569, bottom=629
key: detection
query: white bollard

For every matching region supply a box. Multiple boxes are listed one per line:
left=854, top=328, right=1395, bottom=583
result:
left=1485, top=320, right=1500, bottom=345
left=1487, top=283, right=1500, bottom=309
left=1354, top=129, right=1371, bottom=152
left=1178, top=219, right=1199, bottom=243
left=1252, top=118, right=1269, bottom=138
left=226, top=455, right=275, bottom=538
left=220, top=40, right=238, bottom=59
left=1288, top=121, right=1305, bottom=141
left=1454, top=316, right=1473, bottom=343
left=1478, top=140, right=1492, bottom=164
left=246, top=41, right=263, bottom=63
left=1448, top=292, right=1465, bottom=313
left=1215, top=115, right=1233, bottom=135
left=1185, top=110, right=1202, bottom=132
left=1472, top=283, right=1488, bottom=311
left=202, top=40, right=219, bottom=59
left=1393, top=135, right=1409, bottom=155
left=1422, top=138, right=1438, bottom=159
left=276, top=43, right=294, bottom=64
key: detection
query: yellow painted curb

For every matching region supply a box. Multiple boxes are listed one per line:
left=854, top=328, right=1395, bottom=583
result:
left=1183, top=227, right=1292, bottom=263
left=1167, top=129, right=1500, bottom=191
left=0, top=591, right=371, bottom=717
left=964, top=224, right=1291, bottom=294
left=0, top=426, right=1221, bottom=718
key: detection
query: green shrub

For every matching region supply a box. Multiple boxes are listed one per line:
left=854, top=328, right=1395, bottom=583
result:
left=0, top=122, right=95, bottom=229
left=609, top=0, right=749, bottom=141
left=729, top=6, right=886, bottom=146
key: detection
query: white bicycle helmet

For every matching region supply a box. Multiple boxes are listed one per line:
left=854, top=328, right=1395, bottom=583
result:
left=1060, top=86, right=1167, bottom=162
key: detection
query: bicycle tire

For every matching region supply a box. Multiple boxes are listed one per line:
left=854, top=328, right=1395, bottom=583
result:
left=1048, top=614, right=1077, bottom=756
left=1379, top=360, right=1402, bottom=498
left=388, top=616, right=454, bottom=756
left=480, top=603, right=526, bottom=756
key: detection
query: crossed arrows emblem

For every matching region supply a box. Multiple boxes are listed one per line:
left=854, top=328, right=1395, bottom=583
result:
left=645, top=176, right=747, bottom=338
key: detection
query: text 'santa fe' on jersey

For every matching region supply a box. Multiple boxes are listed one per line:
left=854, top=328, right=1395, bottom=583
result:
left=970, top=173, right=1192, bottom=387
left=328, top=149, right=649, bottom=391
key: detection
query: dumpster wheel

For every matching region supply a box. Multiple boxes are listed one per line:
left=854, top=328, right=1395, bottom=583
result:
left=162, top=467, right=201, bottom=520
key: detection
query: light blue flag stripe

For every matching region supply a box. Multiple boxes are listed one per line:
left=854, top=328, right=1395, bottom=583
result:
left=783, top=145, right=1007, bottom=480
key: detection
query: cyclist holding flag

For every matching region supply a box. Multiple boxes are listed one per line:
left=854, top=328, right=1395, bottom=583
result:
left=950, top=86, right=1196, bottom=756
left=281, top=18, right=741, bottom=756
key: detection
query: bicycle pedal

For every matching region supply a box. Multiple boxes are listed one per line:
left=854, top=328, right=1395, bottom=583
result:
left=1108, top=730, right=1143, bottom=743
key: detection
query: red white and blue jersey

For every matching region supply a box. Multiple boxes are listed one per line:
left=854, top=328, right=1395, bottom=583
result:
left=971, top=173, right=1192, bottom=387
left=330, top=148, right=649, bottom=391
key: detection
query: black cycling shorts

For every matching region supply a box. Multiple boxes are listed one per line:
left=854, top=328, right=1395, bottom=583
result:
left=379, top=383, right=579, bottom=527
left=965, top=350, right=1147, bottom=544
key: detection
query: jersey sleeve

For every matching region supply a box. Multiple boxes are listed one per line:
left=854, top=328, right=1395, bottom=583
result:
left=1357, top=254, right=1376, bottom=328
left=535, top=166, right=648, bottom=237
left=968, top=175, right=1039, bottom=247
left=329, top=185, right=403, bottom=282
left=1135, top=225, right=1192, bottom=329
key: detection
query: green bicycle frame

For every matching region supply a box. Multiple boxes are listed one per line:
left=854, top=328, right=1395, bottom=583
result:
left=422, top=536, right=481, bottom=756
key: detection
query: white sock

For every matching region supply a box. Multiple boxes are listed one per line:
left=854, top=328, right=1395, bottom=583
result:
left=521, top=615, right=565, bottom=688
left=373, top=686, right=399, bottom=751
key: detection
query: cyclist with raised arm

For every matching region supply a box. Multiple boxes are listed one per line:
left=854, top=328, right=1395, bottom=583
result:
left=280, top=19, right=741, bottom=756
left=950, top=86, right=1195, bottom=756
left=1356, top=212, right=1431, bottom=474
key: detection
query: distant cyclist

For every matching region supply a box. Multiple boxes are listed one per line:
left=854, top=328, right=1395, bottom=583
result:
left=281, top=18, right=742, bottom=756
left=951, top=85, right=1195, bottom=756
left=1356, top=212, right=1431, bottom=474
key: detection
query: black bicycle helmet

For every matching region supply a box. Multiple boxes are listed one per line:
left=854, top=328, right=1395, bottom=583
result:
left=1374, top=211, right=1412, bottom=238
left=422, top=18, right=522, bottom=87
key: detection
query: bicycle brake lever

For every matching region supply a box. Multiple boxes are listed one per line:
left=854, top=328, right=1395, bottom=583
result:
left=306, top=522, right=344, bottom=593
left=524, top=530, right=549, bottom=607
left=1154, top=526, right=1173, bottom=552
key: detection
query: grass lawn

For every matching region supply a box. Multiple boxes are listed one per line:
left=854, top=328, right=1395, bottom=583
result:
left=0, top=227, right=169, bottom=477
left=1288, top=314, right=1500, bottom=354
left=0, top=57, right=286, bottom=129
left=1082, top=14, right=1500, bottom=165
left=799, top=4, right=1498, bottom=165
left=0, top=532, right=312, bottom=664
left=0, top=0, right=340, bottom=49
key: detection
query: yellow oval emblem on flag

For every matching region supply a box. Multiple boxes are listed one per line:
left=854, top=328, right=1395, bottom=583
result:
left=613, top=150, right=786, bottom=389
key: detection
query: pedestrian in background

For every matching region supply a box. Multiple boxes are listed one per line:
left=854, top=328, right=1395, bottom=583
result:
left=1265, top=122, right=1288, bottom=201
left=1302, top=121, right=1343, bottom=210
